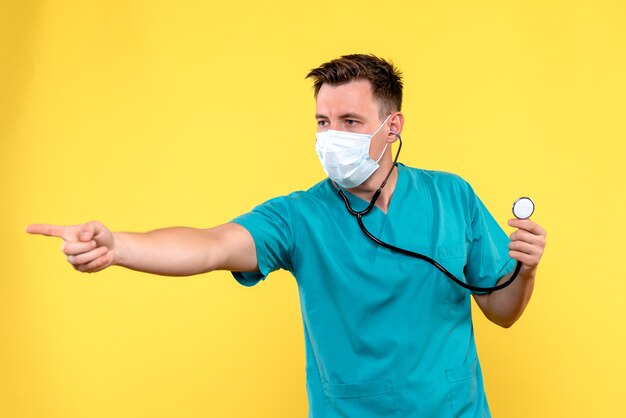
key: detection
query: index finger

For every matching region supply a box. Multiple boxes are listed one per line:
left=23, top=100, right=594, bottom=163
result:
left=507, top=219, right=546, bottom=236
left=26, top=224, right=68, bottom=239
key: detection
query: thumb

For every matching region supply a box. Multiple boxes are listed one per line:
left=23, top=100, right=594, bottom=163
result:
left=78, top=223, right=97, bottom=242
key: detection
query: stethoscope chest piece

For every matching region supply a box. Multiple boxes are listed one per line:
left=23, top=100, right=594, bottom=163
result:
left=512, top=197, right=535, bottom=219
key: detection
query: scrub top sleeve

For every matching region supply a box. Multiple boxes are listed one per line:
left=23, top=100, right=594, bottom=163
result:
left=464, top=190, right=517, bottom=294
left=229, top=196, right=294, bottom=287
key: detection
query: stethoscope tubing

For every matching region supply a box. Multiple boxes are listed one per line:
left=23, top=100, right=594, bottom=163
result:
left=334, top=131, right=522, bottom=293
left=356, top=212, right=522, bottom=292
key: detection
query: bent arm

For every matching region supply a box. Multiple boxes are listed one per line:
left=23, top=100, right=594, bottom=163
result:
left=114, top=223, right=258, bottom=276
left=472, top=266, right=536, bottom=328
left=472, top=218, right=546, bottom=328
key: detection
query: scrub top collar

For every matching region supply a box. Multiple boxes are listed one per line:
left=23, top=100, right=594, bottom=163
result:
left=337, top=163, right=408, bottom=216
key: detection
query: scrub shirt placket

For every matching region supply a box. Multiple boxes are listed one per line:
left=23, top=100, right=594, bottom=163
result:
left=341, top=165, right=409, bottom=264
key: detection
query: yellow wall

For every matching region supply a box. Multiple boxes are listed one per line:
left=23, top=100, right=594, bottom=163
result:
left=2, top=1, right=625, bottom=416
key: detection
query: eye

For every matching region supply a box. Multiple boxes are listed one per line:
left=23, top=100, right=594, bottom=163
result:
left=317, top=120, right=329, bottom=127
left=344, top=119, right=362, bottom=129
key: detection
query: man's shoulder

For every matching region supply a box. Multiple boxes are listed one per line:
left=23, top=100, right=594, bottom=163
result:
left=251, top=178, right=333, bottom=212
left=401, top=164, right=472, bottom=192
left=279, top=178, right=333, bottom=203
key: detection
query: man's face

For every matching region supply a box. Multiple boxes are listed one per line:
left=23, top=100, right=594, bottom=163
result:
left=315, top=79, right=389, bottom=159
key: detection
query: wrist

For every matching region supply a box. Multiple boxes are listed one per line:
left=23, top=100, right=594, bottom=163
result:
left=519, top=263, right=537, bottom=281
left=111, top=232, right=126, bottom=267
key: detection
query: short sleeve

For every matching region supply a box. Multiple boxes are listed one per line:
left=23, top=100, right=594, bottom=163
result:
left=229, top=196, right=294, bottom=287
left=464, top=189, right=517, bottom=293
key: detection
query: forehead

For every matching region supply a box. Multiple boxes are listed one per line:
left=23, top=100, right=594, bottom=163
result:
left=315, top=79, right=380, bottom=117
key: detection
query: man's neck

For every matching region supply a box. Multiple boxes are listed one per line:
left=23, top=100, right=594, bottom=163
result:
left=347, top=161, right=398, bottom=214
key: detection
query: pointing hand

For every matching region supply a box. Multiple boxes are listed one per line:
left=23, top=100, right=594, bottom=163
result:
left=26, top=221, right=115, bottom=273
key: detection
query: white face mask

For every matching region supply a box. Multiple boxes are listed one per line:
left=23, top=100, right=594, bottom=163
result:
left=315, top=115, right=391, bottom=188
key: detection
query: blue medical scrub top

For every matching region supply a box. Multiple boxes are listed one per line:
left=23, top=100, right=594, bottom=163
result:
left=231, top=164, right=515, bottom=418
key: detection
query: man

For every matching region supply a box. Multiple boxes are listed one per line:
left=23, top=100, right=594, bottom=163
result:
left=27, top=54, right=546, bottom=417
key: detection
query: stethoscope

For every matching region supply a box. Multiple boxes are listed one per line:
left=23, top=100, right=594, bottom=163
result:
left=332, top=131, right=535, bottom=293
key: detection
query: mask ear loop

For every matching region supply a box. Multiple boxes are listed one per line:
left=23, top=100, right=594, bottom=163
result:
left=375, top=143, right=389, bottom=163
left=372, top=115, right=396, bottom=163
left=376, top=130, right=402, bottom=190
left=370, top=114, right=393, bottom=137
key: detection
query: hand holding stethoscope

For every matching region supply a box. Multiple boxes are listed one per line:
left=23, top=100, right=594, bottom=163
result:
left=507, top=197, right=547, bottom=280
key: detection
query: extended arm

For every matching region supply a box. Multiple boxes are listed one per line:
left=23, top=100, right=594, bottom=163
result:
left=473, top=219, right=546, bottom=328
left=26, top=221, right=258, bottom=276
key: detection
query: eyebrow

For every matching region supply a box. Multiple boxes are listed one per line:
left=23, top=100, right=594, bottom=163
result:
left=315, top=112, right=365, bottom=120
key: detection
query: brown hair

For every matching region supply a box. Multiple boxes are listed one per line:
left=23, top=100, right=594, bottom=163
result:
left=306, top=54, right=403, bottom=118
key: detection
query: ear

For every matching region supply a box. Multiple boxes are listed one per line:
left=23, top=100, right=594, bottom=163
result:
left=386, top=112, right=404, bottom=143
